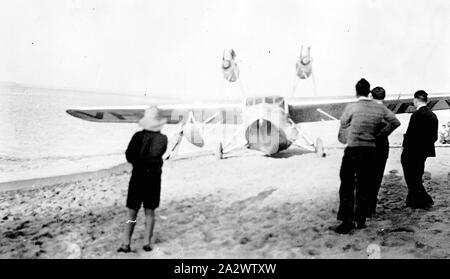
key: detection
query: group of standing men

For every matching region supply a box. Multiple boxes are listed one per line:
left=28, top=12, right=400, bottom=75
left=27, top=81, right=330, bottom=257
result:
left=335, top=78, right=438, bottom=234
left=113, top=79, right=440, bottom=249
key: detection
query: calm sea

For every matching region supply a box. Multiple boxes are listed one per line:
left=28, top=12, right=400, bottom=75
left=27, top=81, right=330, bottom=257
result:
left=2, top=85, right=449, bottom=183
left=0, top=86, right=183, bottom=182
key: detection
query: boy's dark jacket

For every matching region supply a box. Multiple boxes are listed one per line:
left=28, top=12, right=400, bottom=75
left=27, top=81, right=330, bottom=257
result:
left=126, top=130, right=168, bottom=169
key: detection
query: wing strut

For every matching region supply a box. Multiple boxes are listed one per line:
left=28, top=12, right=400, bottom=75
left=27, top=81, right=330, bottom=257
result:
left=164, top=111, right=221, bottom=160
left=316, top=108, right=338, bottom=120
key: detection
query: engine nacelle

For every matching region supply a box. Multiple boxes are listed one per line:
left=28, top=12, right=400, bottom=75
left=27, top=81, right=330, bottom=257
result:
left=222, top=48, right=240, bottom=82
left=296, top=45, right=313, bottom=79
left=183, top=122, right=205, bottom=147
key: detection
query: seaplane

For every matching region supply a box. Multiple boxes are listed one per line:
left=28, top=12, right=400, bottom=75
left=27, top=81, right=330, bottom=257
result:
left=66, top=47, right=450, bottom=159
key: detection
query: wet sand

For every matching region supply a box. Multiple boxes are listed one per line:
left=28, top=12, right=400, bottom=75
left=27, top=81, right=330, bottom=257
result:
left=1, top=146, right=450, bottom=259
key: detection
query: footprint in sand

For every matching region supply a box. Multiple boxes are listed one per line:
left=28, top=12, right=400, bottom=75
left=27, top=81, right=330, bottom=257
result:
left=425, top=215, right=443, bottom=223
left=381, top=238, right=405, bottom=248
left=389, top=227, right=415, bottom=233
left=239, top=236, right=251, bottom=245
left=231, top=188, right=277, bottom=210
left=3, top=230, right=26, bottom=239
left=324, top=240, right=335, bottom=249
left=431, top=229, right=443, bottom=234
left=415, top=241, right=427, bottom=249
left=342, top=244, right=353, bottom=251
left=306, top=248, right=320, bottom=256
left=202, top=230, right=215, bottom=243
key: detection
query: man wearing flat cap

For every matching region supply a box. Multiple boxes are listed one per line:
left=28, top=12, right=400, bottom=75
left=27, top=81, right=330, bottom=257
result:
left=401, top=90, right=438, bottom=209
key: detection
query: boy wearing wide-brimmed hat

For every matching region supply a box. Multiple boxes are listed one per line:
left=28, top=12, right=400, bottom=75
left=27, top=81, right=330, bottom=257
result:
left=118, top=106, right=168, bottom=253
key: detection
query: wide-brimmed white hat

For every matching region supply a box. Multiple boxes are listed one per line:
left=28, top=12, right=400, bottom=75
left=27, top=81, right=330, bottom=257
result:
left=138, top=106, right=167, bottom=131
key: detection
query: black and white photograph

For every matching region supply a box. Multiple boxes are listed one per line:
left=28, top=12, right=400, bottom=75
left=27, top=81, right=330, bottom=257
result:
left=1, top=0, right=450, bottom=261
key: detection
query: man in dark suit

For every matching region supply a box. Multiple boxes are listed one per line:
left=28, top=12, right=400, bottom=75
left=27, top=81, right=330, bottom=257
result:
left=401, top=90, right=438, bottom=209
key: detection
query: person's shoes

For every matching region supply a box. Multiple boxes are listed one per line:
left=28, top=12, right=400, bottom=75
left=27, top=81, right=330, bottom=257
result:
left=334, top=222, right=355, bottom=234
left=117, top=244, right=131, bottom=253
left=405, top=194, right=415, bottom=207
left=424, top=195, right=434, bottom=206
left=413, top=202, right=433, bottom=210
left=356, top=222, right=367, bottom=229
left=406, top=199, right=416, bottom=208
left=336, top=208, right=344, bottom=221
left=143, top=244, right=152, bottom=252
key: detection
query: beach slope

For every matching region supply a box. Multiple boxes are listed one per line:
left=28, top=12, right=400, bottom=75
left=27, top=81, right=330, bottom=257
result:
left=1, top=147, right=450, bottom=259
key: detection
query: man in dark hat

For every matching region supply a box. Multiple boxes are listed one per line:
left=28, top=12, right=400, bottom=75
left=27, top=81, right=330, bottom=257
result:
left=401, top=90, right=438, bottom=209
left=336, top=79, right=400, bottom=234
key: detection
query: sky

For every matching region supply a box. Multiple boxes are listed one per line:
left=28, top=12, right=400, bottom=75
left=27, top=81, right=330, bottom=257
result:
left=1, top=0, right=449, bottom=99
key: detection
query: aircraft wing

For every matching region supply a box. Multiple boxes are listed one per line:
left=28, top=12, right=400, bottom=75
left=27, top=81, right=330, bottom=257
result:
left=66, top=103, right=243, bottom=124
left=288, top=93, right=450, bottom=123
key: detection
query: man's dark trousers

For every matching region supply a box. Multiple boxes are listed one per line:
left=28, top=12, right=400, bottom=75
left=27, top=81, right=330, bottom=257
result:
left=400, top=105, right=437, bottom=208
left=337, top=146, right=376, bottom=224
left=368, top=142, right=389, bottom=215
left=401, top=151, right=433, bottom=207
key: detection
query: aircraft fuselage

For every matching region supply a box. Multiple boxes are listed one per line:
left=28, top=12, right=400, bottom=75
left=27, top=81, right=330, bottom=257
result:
left=242, top=96, right=296, bottom=155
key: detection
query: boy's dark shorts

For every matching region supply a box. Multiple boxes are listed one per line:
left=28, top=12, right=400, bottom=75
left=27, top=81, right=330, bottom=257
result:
left=126, top=169, right=161, bottom=210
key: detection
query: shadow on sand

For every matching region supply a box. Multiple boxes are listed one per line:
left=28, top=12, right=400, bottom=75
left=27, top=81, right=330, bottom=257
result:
left=270, top=147, right=316, bottom=159
left=222, top=147, right=315, bottom=160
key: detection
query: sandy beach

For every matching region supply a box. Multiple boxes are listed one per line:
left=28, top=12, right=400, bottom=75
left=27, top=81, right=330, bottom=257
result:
left=1, top=144, right=450, bottom=259
left=3, top=0, right=450, bottom=261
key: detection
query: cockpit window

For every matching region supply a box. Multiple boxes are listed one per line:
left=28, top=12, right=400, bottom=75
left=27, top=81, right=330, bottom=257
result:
left=265, top=97, right=273, bottom=104
left=245, top=96, right=285, bottom=108
left=275, top=97, right=285, bottom=109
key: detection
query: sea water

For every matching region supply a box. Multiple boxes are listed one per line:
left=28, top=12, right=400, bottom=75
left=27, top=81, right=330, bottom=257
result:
left=2, top=85, right=449, bottom=183
left=0, top=86, right=206, bottom=183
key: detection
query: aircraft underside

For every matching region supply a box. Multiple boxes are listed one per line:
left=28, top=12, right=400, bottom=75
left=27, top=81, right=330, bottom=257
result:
left=245, top=119, right=291, bottom=155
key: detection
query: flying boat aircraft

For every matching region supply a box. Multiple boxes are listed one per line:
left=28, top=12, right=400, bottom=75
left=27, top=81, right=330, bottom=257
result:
left=66, top=49, right=450, bottom=160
